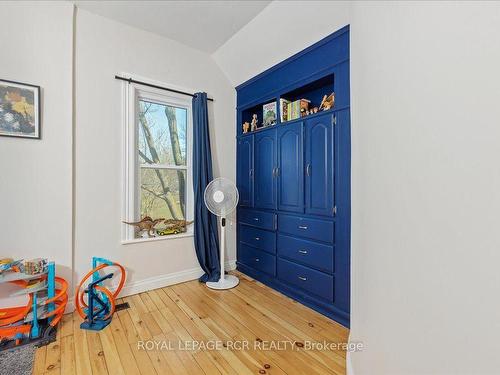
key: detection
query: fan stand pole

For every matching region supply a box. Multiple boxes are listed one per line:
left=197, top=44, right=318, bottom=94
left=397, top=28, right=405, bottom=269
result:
left=220, top=217, right=226, bottom=278
left=206, top=216, right=240, bottom=290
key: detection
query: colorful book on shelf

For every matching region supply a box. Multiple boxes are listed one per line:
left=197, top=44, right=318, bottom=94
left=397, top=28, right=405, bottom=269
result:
left=280, top=98, right=290, bottom=122
left=263, top=101, right=277, bottom=127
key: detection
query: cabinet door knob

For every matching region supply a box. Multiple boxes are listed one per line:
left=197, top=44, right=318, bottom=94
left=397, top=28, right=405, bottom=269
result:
left=298, top=225, right=308, bottom=230
left=255, top=237, right=260, bottom=241
left=298, top=276, right=307, bottom=281
left=255, top=258, right=260, bottom=262
left=253, top=217, right=259, bottom=221
left=298, top=250, right=308, bottom=254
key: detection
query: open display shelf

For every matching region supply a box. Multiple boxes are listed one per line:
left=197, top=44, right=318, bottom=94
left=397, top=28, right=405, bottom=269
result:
left=238, top=73, right=336, bottom=136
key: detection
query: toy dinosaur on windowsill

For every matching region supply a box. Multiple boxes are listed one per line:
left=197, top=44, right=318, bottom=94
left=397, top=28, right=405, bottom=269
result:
left=122, top=216, right=165, bottom=237
left=164, top=219, right=194, bottom=230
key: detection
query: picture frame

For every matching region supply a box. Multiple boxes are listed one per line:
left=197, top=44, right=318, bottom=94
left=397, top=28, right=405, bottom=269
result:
left=0, top=79, right=41, bottom=139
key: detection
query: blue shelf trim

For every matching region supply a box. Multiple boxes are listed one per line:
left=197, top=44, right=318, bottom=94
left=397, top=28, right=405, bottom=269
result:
left=236, top=25, right=350, bottom=91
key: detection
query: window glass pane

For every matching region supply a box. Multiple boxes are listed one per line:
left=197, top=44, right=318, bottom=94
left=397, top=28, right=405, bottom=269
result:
left=139, top=168, right=187, bottom=237
left=138, top=100, right=187, bottom=166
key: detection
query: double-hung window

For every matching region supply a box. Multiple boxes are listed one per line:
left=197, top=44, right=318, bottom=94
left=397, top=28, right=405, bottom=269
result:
left=123, top=81, right=193, bottom=242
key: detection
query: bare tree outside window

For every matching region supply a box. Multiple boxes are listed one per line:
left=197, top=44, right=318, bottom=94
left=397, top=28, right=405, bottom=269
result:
left=137, top=100, right=188, bottom=237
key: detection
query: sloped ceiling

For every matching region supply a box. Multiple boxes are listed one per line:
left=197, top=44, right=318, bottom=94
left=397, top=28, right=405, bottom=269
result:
left=73, top=0, right=271, bottom=54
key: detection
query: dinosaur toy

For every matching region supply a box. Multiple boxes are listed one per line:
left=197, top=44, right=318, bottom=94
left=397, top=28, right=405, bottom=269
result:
left=319, top=92, right=335, bottom=111
left=122, top=216, right=165, bottom=237
left=163, top=219, right=194, bottom=232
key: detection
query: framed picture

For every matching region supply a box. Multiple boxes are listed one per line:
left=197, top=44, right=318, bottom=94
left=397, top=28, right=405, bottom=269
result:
left=0, top=79, right=41, bottom=139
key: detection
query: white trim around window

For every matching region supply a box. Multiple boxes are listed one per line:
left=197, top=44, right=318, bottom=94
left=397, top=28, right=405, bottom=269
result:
left=121, top=78, right=194, bottom=243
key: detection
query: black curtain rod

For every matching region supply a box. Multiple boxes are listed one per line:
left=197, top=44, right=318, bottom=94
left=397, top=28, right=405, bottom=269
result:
left=115, top=75, right=214, bottom=102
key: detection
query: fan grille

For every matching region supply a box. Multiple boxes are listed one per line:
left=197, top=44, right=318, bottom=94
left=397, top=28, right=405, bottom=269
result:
left=204, top=178, right=239, bottom=217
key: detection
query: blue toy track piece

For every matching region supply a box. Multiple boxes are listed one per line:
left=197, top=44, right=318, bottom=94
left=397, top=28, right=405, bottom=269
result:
left=79, top=273, right=114, bottom=331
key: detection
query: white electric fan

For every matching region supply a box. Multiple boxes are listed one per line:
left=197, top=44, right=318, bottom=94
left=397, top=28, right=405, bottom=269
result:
left=204, top=177, right=240, bottom=290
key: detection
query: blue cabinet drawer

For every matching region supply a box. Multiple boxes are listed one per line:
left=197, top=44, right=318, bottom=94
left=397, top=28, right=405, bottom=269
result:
left=277, top=259, right=334, bottom=301
left=239, top=225, right=276, bottom=254
left=277, top=234, right=334, bottom=274
left=239, top=243, right=276, bottom=276
left=278, top=214, right=334, bottom=243
left=238, top=209, right=276, bottom=231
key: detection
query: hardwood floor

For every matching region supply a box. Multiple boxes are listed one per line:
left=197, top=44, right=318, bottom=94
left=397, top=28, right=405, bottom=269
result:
left=33, top=271, right=349, bottom=375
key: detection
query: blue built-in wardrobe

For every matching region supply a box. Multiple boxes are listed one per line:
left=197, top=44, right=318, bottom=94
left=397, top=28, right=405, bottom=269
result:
left=235, top=25, right=350, bottom=327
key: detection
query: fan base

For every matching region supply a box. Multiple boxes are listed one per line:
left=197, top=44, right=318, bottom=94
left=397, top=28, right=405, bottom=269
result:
left=206, top=274, right=240, bottom=290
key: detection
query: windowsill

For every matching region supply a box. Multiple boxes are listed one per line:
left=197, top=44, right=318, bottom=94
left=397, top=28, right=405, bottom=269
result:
left=121, top=232, right=194, bottom=245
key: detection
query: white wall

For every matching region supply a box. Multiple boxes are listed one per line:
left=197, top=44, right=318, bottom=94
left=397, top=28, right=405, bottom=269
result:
left=0, top=2, right=74, bottom=305
left=74, top=8, right=236, bottom=292
left=213, top=1, right=500, bottom=374
left=212, top=1, right=351, bottom=86
left=349, top=2, right=500, bottom=374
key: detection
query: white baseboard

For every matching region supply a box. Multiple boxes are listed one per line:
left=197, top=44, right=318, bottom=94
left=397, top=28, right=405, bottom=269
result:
left=346, top=332, right=355, bottom=375
left=347, top=350, right=354, bottom=375
left=65, top=260, right=237, bottom=313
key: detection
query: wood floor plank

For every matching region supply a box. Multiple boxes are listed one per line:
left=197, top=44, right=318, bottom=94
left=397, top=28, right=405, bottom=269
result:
left=86, top=331, right=109, bottom=375
left=183, top=280, right=326, bottom=375
left=113, top=304, right=157, bottom=375
left=181, top=282, right=289, bottom=375
left=33, top=344, right=47, bottom=375
left=236, top=278, right=347, bottom=343
left=139, top=292, right=158, bottom=313
left=155, top=288, right=236, bottom=375
left=109, top=314, right=141, bottom=375
left=33, top=273, right=347, bottom=375
left=59, top=313, right=74, bottom=338
left=72, top=311, right=94, bottom=375
left=60, top=335, right=76, bottom=375
left=164, top=287, right=260, bottom=375
left=189, top=281, right=334, bottom=375
left=230, top=287, right=347, bottom=363
left=124, top=296, right=176, bottom=374
left=44, top=333, right=61, bottom=374
left=235, top=272, right=348, bottom=340
left=147, top=289, right=223, bottom=375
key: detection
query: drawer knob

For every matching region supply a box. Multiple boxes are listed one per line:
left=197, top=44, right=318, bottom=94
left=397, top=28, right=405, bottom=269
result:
left=298, top=276, right=307, bottom=281
left=255, top=258, right=260, bottom=262
left=255, top=237, right=260, bottom=241
left=298, top=225, right=308, bottom=230
left=254, top=218, right=259, bottom=221
left=298, top=250, right=308, bottom=254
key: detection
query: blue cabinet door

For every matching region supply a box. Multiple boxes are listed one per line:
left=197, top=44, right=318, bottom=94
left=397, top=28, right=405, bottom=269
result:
left=237, top=135, right=254, bottom=207
left=254, top=129, right=277, bottom=209
left=277, top=122, right=304, bottom=213
left=305, top=113, right=334, bottom=216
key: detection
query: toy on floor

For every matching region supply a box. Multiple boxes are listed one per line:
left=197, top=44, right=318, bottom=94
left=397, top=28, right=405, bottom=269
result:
left=0, top=259, right=68, bottom=351
left=75, top=257, right=126, bottom=331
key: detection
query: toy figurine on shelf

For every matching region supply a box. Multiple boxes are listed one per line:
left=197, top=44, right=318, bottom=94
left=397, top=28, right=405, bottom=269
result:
left=24, top=258, right=48, bottom=275
left=122, top=216, right=165, bottom=237
left=312, top=107, right=319, bottom=114
left=319, top=92, right=335, bottom=111
left=242, top=121, right=250, bottom=133
left=251, top=114, right=258, bottom=131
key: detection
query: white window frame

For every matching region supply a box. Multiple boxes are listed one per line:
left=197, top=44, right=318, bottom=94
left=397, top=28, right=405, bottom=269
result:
left=122, top=80, right=194, bottom=244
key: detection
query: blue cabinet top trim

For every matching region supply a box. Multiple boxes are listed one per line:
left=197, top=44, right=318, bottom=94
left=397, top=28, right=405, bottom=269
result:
left=236, top=25, right=349, bottom=91
left=236, top=60, right=349, bottom=111
left=236, top=26, right=349, bottom=108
